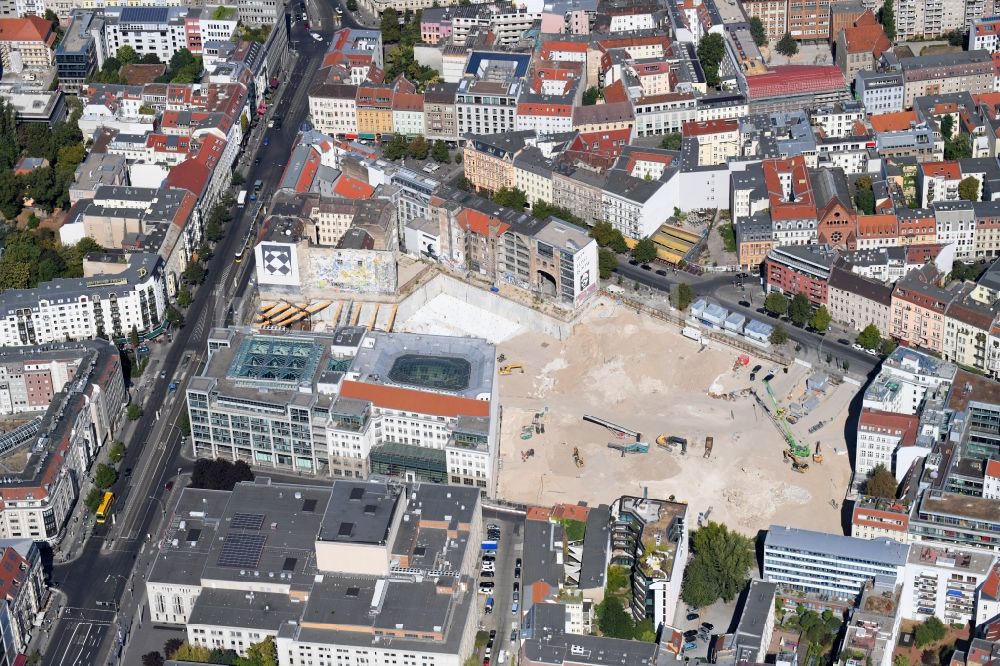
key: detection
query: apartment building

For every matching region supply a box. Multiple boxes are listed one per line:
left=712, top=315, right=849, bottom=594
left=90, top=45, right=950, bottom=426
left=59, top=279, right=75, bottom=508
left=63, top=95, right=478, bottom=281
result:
left=321, top=28, right=383, bottom=85
left=972, top=15, right=1000, bottom=51
left=188, top=327, right=501, bottom=496
left=826, top=264, right=893, bottom=333
left=463, top=130, right=533, bottom=193
left=0, top=16, right=56, bottom=69
left=900, top=52, right=995, bottom=109
left=0, top=342, right=125, bottom=543
left=889, top=265, right=952, bottom=352
left=835, top=11, right=891, bottom=83
left=765, top=244, right=839, bottom=306
left=456, top=77, right=520, bottom=137
left=0, top=252, right=166, bottom=346
left=838, top=578, right=903, bottom=666
left=851, top=496, right=912, bottom=542
left=857, top=71, right=905, bottom=114
left=54, top=11, right=103, bottom=93
left=146, top=479, right=482, bottom=666
left=633, top=92, right=698, bottom=137
left=856, top=408, right=920, bottom=477
left=743, top=0, right=787, bottom=39
left=0, top=541, right=45, bottom=664
left=787, top=0, right=832, bottom=39
left=82, top=6, right=237, bottom=64
left=308, top=83, right=357, bottom=137
left=764, top=525, right=910, bottom=600
left=423, top=82, right=459, bottom=143
left=610, top=496, right=688, bottom=631
left=901, top=545, right=995, bottom=625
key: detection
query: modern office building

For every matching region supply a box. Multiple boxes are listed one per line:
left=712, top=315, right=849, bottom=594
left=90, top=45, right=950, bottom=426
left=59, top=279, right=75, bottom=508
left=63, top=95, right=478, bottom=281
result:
left=610, top=495, right=688, bottom=631
left=187, top=327, right=500, bottom=496
left=146, top=479, right=482, bottom=666
left=763, top=525, right=910, bottom=600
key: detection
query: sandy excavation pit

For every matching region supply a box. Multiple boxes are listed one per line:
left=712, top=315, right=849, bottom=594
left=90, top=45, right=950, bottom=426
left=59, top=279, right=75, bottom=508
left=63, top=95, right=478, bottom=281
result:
left=494, top=297, right=856, bottom=536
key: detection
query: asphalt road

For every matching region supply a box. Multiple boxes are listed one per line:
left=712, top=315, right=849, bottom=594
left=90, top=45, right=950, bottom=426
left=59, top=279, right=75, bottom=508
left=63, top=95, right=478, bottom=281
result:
left=612, top=258, right=880, bottom=376
left=44, top=13, right=334, bottom=665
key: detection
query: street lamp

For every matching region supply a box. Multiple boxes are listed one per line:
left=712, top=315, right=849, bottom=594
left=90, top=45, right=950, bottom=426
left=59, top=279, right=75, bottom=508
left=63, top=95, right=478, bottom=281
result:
left=148, top=495, right=166, bottom=515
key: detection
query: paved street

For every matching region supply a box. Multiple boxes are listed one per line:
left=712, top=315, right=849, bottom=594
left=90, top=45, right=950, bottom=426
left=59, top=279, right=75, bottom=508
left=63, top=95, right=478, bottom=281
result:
left=40, top=10, right=336, bottom=664
left=612, top=259, right=881, bottom=378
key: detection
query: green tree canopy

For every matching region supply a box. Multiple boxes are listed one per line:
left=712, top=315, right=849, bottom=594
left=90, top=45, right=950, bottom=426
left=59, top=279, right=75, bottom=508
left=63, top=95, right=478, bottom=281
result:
left=939, top=114, right=954, bottom=141
left=380, top=7, right=401, bottom=42
left=408, top=136, right=429, bottom=160
left=590, top=221, right=629, bottom=253
left=659, top=132, right=682, bottom=150
left=696, top=33, right=726, bottom=87
left=383, top=133, right=409, bottom=160
left=681, top=521, right=754, bottom=608
left=109, top=441, right=126, bottom=464
left=116, top=45, right=138, bottom=66
left=769, top=324, right=788, bottom=345
left=879, top=0, right=896, bottom=40
left=598, top=248, right=617, bottom=279
left=671, top=283, right=694, bottom=311
left=810, top=305, right=831, bottom=332
left=776, top=32, right=798, bottom=56
left=749, top=17, right=768, bottom=46
left=857, top=323, right=882, bottom=350
left=84, top=488, right=104, bottom=513
left=431, top=140, right=450, bottom=163
left=855, top=188, right=875, bottom=214
left=596, top=596, right=633, bottom=639
left=959, top=175, right=980, bottom=201
left=94, top=463, right=118, bottom=489
left=764, top=291, right=789, bottom=316
left=493, top=187, right=527, bottom=210
left=864, top=464, right=898, bottom=498
left=789, top=292, right=811, bottom=326
left=582, top=86, right=600, bottom=105
left=914, top=616, right=947, bottom=647
left=631, top=238, right=657, bottom=264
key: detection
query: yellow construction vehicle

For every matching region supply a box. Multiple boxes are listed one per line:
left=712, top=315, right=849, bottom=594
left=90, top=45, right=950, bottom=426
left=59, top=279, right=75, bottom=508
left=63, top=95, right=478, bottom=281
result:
left=573, top=447, right=584, bottom=468
left=499, top=364, right=524, bottom=375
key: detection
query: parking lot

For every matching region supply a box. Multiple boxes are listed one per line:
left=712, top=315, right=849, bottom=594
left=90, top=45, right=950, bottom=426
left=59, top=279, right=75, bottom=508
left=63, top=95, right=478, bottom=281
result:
left=675, top=596, right=741, bottom=662
left=474, top=510, right=525, bottom=666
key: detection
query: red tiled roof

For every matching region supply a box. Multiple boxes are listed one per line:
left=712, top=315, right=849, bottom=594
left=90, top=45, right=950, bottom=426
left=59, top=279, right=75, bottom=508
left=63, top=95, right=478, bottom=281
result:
left=859, top=409, right=919, bottom=445
left=601, top=79, right=629, bottom=104
left=843, top=21, right=891, bottom=57
left=0, top=16, right=55, bottom=45
left=339, top=380, right=490, bottom=418
left=981, top=561, right=1000, bottom=601
left=986, top=458, right=1000, bottom=479
left=333, top=174, right=375, bottom=199
left=745, top=65, right=846, bottom=100
left=921, top=161, right=961, bottom=179
left=457, top=209, right=510, bottom=237
left=552, top=503, right=589, bottom=522
left=856, top=214, right=898, bottom=237
left=681, top=118, right=738, bottom=137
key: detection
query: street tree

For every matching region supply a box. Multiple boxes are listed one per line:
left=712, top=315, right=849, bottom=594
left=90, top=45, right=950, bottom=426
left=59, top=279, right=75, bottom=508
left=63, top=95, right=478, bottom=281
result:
left=769, top=325, right=788, bottom=345
left=109, top=441, right=126, bottom=464
left=408, top=136, right=429, bottom=160
left=598, top=248, right=617, bottom=279
left=776, top=32, right=798, bottom=56
left=749, top=17, right=768, bottom=46
left=681, top=521, right=754, bottom=607
left=84, top=488, right=104, bottom=513
left=631, top=238, right=657, bottom=264
left=857, top=323, right=882, bottom=350
left=127, top=404, right=143, bottom=421
left=493, top=187, right=527, bottom=210
left=864, top=464, right=897, bottom=498
left=129, top=325, right=140, bottom=348
left=383, top=133, right=409, bottom=160
left=178, top=411, right=191, bottom=436
left=764, top=291, right=789, bottom=316
left=789, top=293, right=811, bottom=326
left=431, top=140, right=450, bottom=163
left=183, top=259, right=205, bottom=284
left=164, top=638, right=184, bottom=660
left=810, top=305, right=831, bottom=332
left=176, top=286, right=192, bottom=308
left=94, top=463, right=118, bottom=489
left=671, top=283, right=694, bottom=311
left=141, top=652, right=164, bottom=666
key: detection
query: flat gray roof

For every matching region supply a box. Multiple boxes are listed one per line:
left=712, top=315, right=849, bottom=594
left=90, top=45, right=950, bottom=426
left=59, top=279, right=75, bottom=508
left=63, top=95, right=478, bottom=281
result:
left=317, top=481, right=400, bottom=545
left=187, top=587, right=303, bottom=630
left=765, top=525, right=909, bottom=565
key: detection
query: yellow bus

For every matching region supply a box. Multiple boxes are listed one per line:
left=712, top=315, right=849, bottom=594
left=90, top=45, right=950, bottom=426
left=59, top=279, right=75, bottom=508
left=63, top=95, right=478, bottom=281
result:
left=95, top=491, right=115, bottom=524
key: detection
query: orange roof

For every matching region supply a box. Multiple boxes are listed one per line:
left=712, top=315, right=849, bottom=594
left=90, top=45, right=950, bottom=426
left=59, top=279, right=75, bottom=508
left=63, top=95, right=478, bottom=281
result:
left=858, top=409, right=919, bottom=445
left=981, top=561, right=1000, bottom=601
left=854, top=8, right=878, bottom=25
left=526, top=506, right=553, bottom=521
left=457, top=208, right=510, bottom=237
left=870, top=111, right=917, bottom=132
left=0, top=16, right=55, bottom=45
left=339, top=380, right=490, bottom=418
left=987, top=458, right=1000, bottom=479
left=843, top=22, right=891, bottom=57
left=921, top=161, right=961, bottom=180
left=856, top=214, right=898, bottom=237
left=333, top=174, right=375, bottom=199
left=601, top=79, right=630, bottom=104
left=552, top=503, right=590, bottom=522
left=531, top=580, right=553, bottom=604
left=681, top=118, right=739, bottom=137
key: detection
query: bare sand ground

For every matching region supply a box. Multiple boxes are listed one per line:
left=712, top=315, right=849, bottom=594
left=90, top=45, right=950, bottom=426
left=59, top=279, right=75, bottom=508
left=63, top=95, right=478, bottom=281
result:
left=496, top=297, right=856, bottom=536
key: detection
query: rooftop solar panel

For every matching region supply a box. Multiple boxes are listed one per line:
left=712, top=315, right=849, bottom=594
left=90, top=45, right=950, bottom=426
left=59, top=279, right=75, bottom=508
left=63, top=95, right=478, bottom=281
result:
left=217, top=534, right=266, bottom=569
left=231, top=512, right=265, bottom=530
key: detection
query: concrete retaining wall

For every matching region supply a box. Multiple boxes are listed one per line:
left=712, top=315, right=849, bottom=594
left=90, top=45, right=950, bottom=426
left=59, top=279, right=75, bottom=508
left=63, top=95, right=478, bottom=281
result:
left=396, top=274, right=578, bottom=341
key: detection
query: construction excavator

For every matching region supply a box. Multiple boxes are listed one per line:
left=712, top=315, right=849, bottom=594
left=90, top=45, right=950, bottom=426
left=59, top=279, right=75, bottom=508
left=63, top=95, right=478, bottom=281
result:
left=762, top=379, right=812, bottom=470
left=573, top=447, right=584, bottom=468
left=500, top=364, right=524, bottom=375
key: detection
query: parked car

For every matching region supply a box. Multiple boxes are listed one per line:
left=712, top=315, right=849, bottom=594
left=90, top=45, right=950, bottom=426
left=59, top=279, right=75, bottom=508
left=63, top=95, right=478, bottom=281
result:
left=738, top=300, right=750, bottom=307
left=511, top=630, right=518, bottom=642
left=640, top=264, right=652, bottom=271
left=655, top=269, right=667, bottom=276
left=479, top=583, right=494, bottom=594
left=311, top=32, right=323, bottom=41
left=511, top=600, right=519, bottom=614
left=480, top=571, right=495, bottom=579
left=684, top=630, right=698, bottom=640
left=686, top=613, right=700, bottom=621
left=684, top=642, right=697, bottom=652
left=164, top=481, right=174, bottom=492
left=701, top=623, right=714, bottom=632
left=489, top=630, right=497, bottom=640
left=485, top=598, right=494, bottom=614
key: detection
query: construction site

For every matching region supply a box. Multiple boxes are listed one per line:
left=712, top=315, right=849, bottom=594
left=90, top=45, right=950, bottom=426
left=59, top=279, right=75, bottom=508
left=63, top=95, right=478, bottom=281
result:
left=488, top=296, right=859, bottom=536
